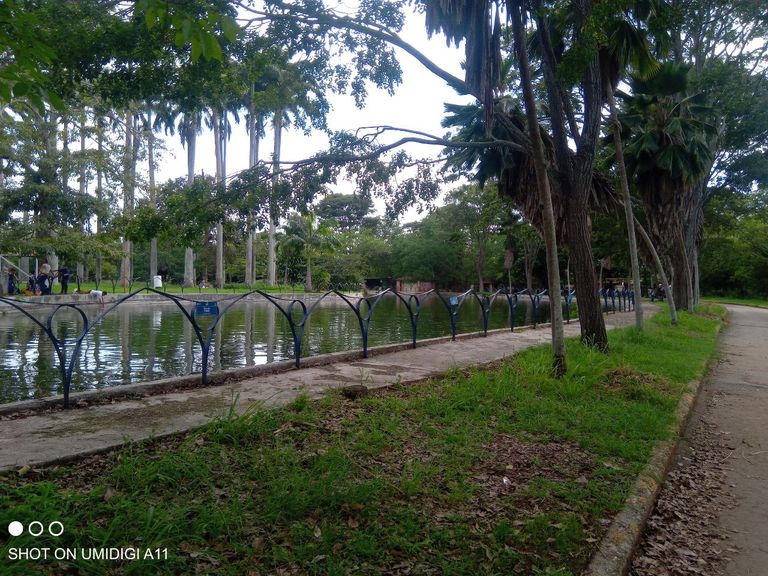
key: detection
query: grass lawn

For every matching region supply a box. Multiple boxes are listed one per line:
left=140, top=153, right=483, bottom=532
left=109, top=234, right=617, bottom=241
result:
left=0, top=305, right=725, bottom=576
left=702, top=295, right=768, bottom=309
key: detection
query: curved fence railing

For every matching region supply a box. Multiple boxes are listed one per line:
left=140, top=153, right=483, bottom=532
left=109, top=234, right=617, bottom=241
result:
left=0, top=285, right=633, bottom=408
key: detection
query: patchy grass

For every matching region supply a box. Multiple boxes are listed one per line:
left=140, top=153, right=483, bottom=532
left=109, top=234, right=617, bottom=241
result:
left=0, top=306, right=725, bottom=576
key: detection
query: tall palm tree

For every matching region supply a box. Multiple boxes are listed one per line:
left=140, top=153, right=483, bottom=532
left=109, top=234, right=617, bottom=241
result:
left=238, top=35, right=272, bottom=285
left=260, top=56, right=329, bottom=285
left=620, top=63, right=715, bottom=312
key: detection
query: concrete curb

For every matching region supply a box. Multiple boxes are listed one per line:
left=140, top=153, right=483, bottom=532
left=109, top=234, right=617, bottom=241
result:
left=584, top=318, right=725, bottom=576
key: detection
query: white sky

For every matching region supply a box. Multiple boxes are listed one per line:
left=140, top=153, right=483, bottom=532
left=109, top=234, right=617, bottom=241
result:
left=155, top=9, right=473, bottom=222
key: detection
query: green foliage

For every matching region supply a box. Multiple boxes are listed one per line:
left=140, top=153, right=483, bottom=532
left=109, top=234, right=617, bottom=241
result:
left=700, top=188, right=768, bottom=297
left=620, top=63, right=716, bottom=197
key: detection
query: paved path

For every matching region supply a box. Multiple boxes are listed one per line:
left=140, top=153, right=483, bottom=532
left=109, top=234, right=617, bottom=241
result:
left=708, top=306, right=768, bottom=575
left=0, top=310, right=639, bottom=473
left=632, top=305, right=768, bottom=576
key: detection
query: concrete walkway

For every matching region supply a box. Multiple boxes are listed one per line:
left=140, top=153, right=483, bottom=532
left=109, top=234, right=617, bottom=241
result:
left=0, top=310, right=639, bottom=473
left=703, top=305, right=768, bottom=575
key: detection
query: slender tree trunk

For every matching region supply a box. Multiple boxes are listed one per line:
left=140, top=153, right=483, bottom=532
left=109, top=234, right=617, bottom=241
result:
left=693, top=245, right=700, bottom=305
left=607, top=89, right=643, bottom=330
left=305, top=254, right=313, bottom=292
left=635, top=216, right=678, bottom=325
left=122, top=110, right=136, bottom=289
left=146, top=105, right=158, bottom=280
left=268, top=111, right=282, bottom=286
left=511, top=0, right=566, bottom=374
left=183, top=115, right=197, bottom=287
left=77, top=110, right=87, bottom=283
left=245, top=107, right=261, bottom=286
left=475, top=237, right=485, bottom=291
left=96, top=118, right=104, bottom=284
left=213, top=109, right=225, bottom=289
left=524, top=242, right=537, bottom=293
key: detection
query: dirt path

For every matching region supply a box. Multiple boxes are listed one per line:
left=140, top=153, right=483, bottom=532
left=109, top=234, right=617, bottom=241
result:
left=632, top=305, right=768, bottom=576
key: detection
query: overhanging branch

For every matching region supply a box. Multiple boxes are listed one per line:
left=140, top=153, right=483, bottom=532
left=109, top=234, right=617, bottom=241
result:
left=234, top=0, right=468, bottom=94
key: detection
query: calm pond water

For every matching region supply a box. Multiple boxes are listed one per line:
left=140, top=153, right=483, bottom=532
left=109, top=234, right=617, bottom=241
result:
left=0, top=292, right=561, bottom=403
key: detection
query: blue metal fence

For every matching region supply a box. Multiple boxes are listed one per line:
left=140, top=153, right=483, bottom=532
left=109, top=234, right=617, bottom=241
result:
left=0, top=285, right=632, bottom=408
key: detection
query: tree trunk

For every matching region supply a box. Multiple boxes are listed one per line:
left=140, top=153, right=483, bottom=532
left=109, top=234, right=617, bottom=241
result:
left=96, top=118, right=104, bottom=284
left=268, top=111, right=282, bottom=286
left=183, top=115, right=197, bottom=287
left=475, top=239, right=485, bottom=291
left=147, top=105, right=158, bottom=280
left=532, top=0, right=607, bottom=351
left=213, top=109, right=225, bottom=289
left=122, top=109, right=135, bottom=289
left=566, top=203, right=608, bottom=349
left=607, top=88, right=643, bottom=330
left=245, top=100, right=261, bottom=286
left=511, top=0, right=566, bottom=374
left=305, top=255, right=313, bottom=292
left=671, top=225, right=693, bottom=312
left=524, top=249, right=535, bottom=293
left=693, top=245, right=700, bottom=305
left=635, top=216, right=678, bottom=325
left=77, top=110, right=87, bottom=284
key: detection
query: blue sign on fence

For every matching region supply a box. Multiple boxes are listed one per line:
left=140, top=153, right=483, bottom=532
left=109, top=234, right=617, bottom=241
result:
left=195, top=301, right=219, bottom=316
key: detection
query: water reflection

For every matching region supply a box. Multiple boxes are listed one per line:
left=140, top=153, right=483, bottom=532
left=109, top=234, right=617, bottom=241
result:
left=0, top=294, right=553, bottom=403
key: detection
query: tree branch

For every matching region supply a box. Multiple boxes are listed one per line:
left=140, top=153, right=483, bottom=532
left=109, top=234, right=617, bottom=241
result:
left=234, top=1, right=468, bottom=94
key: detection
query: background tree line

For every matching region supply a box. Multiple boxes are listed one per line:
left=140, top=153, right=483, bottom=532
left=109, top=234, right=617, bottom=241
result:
left=1, top=0, right=767, bottom=374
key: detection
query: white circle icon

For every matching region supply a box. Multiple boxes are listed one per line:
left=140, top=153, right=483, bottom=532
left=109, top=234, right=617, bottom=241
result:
left=8, top=521, right=23, bottom=536
left=49, top=521, right=64, bottom=537
left=28, top=521, right=44, bottom=536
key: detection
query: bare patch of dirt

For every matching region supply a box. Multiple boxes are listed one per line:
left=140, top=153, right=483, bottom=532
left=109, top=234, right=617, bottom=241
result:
left=473, top=433, right=596, bottom=498
left=602, top=366, right=681, bottom=400
left=631, top=405, right=737, bottom=576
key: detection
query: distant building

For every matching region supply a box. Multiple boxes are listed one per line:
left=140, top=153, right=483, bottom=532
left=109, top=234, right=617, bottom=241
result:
left=395, top=279, right=436, bottom=293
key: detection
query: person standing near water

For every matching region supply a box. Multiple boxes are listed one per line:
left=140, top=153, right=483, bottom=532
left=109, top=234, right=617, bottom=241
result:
left=56, top=265, right=70, bottom=294
left=38, top=262, right=52, bottom=295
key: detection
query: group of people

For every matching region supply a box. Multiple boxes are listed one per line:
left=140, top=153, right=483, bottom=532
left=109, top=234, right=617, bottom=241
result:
left=650, top=283, right=667, bottom=302
left=5, top=264, right=71, bottom=296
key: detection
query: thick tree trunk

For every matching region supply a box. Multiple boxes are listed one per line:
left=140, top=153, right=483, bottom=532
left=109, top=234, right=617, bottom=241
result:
left=533, top=0, right=607, bottom=351
left=511, top=0, right=566, bottom=374
left=566, top=204, right=608, bottom=349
